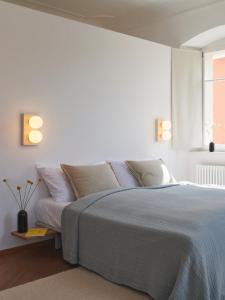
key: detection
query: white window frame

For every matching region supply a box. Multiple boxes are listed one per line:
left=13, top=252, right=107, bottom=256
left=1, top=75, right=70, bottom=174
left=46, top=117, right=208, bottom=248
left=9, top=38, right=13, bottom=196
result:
left=203, top=50, right=225, bottom=150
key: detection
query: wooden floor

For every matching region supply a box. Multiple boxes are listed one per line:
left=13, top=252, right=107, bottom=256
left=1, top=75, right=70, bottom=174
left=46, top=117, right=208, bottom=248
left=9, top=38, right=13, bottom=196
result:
left=0, top=239, right=74, bottom=291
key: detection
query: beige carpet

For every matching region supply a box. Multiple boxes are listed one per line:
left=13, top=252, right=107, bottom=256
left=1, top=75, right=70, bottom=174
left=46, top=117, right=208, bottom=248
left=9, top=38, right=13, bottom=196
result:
left=0, top=267, right=152, bottom=300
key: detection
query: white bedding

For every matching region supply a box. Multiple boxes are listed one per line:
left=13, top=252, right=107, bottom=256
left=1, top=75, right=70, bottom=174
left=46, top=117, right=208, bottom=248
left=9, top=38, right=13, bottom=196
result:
left=35, top=198, right=71, bottom=231
left=35, top=183, right=216, bottom=232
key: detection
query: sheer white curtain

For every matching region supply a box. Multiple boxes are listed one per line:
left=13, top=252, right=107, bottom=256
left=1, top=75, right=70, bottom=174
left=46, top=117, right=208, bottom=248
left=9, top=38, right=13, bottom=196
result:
left=172, top=48, right=203, bottom=150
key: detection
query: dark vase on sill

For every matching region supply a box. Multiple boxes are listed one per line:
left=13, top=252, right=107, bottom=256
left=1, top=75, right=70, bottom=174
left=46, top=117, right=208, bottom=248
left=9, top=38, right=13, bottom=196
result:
left=17, top=210, right=28, bottom=233
left=209, top=142, right=215, bottom=152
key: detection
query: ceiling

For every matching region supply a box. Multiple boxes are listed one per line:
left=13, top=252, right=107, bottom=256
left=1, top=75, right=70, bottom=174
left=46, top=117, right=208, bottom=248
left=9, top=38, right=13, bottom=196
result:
left=3, top=0, right=225, bottom=45
left=182, top=25, right=225, bottom=49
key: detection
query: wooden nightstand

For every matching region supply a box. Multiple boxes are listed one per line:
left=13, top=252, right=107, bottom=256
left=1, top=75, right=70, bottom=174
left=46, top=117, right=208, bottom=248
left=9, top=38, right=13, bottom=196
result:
left=11, top=228, right=57, bottom=240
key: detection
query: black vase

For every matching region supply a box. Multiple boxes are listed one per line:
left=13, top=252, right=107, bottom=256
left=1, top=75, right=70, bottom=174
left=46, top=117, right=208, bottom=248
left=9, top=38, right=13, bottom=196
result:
left=17, top=210, right=28, bottom=233
left=209, top=142, right=215, bottom=152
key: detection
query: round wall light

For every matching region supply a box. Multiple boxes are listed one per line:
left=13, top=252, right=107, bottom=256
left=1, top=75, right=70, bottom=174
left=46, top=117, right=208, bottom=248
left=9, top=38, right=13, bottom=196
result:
left=156, top=119, right=172, bottom=142
left=162, top=131, right=172, bottom=141
left=29, top=116, right=43, bottom=129
left=22, top=114, right=44, bottom=146
left=162, top=121, right=171, bottom=130
left=28, top=130, right=43, bottom=144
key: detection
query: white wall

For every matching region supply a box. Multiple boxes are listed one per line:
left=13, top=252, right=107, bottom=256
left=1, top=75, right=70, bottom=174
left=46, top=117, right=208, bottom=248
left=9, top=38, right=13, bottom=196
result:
left=0, top=1, right=179, bottom=250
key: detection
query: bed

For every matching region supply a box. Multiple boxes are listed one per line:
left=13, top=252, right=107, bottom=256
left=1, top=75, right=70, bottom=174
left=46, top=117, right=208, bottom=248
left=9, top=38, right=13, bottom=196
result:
left=60, top=184, right=225, bottom=300
left=35, top=197, right=70, bottom=232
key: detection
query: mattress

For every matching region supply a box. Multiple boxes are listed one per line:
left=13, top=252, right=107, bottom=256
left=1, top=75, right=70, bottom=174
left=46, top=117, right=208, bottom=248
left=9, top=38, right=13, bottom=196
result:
left=35, top=198, right=71, bottom=232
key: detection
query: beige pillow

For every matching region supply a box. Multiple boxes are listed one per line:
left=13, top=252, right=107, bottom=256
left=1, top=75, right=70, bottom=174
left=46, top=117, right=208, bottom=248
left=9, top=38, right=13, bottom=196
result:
left=126, top=159, right=175, bottom=187
left=61, top=163, right=120, bottom=198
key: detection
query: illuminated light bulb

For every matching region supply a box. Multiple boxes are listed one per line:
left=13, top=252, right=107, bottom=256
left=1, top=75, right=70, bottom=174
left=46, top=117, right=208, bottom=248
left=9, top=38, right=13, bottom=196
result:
left=29, top=116, right=43, bottom=129
left=162, top=121, right=171, bottom=130
left=162, top=131, right=172, bottom=141
left=29, top=130, right=43, bottom=144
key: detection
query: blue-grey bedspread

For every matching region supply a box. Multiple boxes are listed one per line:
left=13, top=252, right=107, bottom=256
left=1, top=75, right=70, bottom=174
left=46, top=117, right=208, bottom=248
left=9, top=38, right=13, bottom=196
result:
left=61, top=185, right=225, bottom=300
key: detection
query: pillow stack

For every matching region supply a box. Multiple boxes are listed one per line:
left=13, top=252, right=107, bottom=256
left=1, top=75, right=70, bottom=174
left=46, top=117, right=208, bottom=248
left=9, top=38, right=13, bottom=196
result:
left=37, top=159, right=175, bottom=201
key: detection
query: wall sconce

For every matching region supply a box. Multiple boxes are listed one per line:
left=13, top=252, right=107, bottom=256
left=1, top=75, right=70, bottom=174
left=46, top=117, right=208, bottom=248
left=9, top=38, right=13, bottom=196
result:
left=22, top=114, right=43, bottom=145
left=156, top=119, right=172, bottom=142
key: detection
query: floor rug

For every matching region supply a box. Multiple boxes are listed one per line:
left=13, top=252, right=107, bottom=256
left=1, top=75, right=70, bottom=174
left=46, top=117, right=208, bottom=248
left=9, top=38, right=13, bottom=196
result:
left=0, top=267, right=151, bottom=300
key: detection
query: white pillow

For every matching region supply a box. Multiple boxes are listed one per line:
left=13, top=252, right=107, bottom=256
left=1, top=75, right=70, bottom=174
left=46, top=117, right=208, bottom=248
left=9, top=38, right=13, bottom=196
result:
left=37, top=166, right=75, bottom=202
left=109, top=161, right=140, bottom=188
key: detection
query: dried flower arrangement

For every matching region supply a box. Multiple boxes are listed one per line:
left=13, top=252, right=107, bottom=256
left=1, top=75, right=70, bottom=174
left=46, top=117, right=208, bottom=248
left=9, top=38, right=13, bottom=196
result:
left=3, top=178, right=41, bottom=210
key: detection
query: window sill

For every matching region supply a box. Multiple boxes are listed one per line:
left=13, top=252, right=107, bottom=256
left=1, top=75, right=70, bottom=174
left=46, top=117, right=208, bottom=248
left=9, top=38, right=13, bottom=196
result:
left=190, top=148, right=225, bottom=153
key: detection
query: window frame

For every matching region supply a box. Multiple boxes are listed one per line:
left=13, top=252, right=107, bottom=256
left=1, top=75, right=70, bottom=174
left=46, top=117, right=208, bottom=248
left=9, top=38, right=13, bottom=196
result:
left=203, top=50, right=225, bottom=150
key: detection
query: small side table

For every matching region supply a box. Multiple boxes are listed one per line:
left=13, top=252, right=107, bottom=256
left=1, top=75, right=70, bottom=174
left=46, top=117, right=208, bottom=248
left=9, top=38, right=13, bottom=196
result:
left=11, top=228, right=57, bottom=240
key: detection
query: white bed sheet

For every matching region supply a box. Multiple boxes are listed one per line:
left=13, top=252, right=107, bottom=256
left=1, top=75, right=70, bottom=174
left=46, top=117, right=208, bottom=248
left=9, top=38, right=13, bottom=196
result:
left=35, top=198, right=71, bottom=232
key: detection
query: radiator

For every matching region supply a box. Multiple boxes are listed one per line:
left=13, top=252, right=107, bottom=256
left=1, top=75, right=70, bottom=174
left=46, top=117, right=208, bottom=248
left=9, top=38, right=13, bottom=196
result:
left=196, top=165, right=225, bottom=186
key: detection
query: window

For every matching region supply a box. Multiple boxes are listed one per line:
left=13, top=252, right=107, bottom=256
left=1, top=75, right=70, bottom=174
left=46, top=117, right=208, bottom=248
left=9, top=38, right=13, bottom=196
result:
left=204, top=51, right=225, bottom=148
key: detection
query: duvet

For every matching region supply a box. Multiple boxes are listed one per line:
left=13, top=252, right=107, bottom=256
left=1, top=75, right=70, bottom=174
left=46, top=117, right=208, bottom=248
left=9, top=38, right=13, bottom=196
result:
left=62, top=185, right=225, bottom=300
